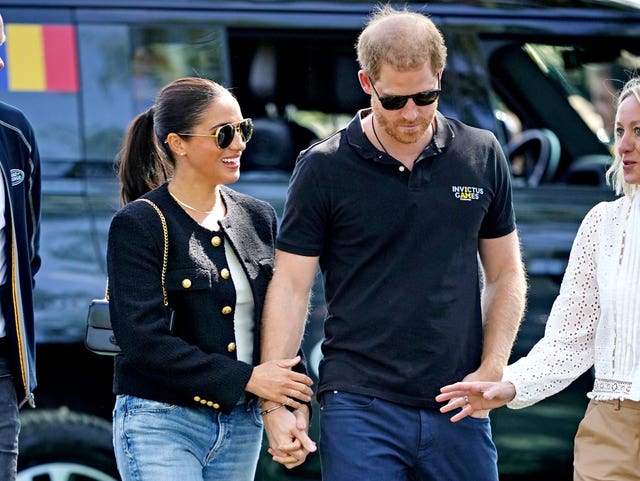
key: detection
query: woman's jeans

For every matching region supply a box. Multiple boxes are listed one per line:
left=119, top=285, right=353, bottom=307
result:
left=0, top=355, right=19, bottom=481
left=113, top=395, right=263, bottom=481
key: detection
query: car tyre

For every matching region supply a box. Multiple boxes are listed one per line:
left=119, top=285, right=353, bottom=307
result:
left=17, top=407, right=119, bottom=481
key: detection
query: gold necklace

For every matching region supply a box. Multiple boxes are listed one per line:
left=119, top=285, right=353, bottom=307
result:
left=169, top=190, right=217, bottom=214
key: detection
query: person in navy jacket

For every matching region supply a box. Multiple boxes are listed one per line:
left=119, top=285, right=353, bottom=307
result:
left=0, top=12, right=42, bottom=481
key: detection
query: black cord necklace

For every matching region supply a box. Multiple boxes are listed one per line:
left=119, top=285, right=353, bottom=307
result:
left=371, top=117, right=390, bottom=156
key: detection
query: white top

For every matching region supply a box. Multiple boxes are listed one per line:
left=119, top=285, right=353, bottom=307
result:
left=224, top=244, right=254, bottom=365
left=504, top=194, right=640, bottom=408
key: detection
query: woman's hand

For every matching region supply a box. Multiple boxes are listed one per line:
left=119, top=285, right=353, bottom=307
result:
left=435, top=381, right=517, bottom=422
left=245, top=356, right=313, bottom=409
left=263, top=404, right=317, bottom=469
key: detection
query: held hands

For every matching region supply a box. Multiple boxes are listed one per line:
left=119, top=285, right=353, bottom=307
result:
left=435, top=380, right=517, bottom=422
left=262, top=403, right=317, bottom=469
left=249, top=356, right=316, bottom=467
left=246, top=356, right=314, bottom=410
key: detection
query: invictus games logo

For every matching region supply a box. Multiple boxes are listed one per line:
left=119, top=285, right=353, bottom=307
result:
left=452, top=185, right=484, bottom=201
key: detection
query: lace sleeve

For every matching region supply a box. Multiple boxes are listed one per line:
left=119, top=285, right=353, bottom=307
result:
left=503, top=203, right=604, bottom=409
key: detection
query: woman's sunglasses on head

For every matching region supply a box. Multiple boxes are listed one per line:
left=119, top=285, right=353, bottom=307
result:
left=175, top=118, right=254, bottom=149
left=369, top=76, right=441, bottom=111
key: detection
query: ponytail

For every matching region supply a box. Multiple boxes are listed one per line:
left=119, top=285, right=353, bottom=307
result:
left=116, top=107, right=173, bottom=205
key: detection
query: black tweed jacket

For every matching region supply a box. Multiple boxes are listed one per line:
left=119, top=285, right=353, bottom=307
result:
left=108, top=182, right=284, bottom=413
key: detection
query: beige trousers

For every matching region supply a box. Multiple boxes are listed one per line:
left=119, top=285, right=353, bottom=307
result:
left=573, top=399, right=640, bottom=481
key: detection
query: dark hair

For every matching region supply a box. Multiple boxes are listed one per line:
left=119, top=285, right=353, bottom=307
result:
left=117, top=77, right=228, bottom=204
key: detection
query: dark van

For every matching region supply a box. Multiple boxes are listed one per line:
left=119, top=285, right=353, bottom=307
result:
left=1, top=1, right=639, bottom=480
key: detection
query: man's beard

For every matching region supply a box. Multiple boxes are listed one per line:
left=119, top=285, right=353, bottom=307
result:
left=373, top=104, right=435, bottom=145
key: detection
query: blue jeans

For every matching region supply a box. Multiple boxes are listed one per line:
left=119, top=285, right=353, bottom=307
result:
left=319, top=391, right=498, bottom=481
left=0, top=357, right=19, bottom=481
left=113, top=395, right=263, bottom=481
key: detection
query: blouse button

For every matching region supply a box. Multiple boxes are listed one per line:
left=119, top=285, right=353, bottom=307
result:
left=221, top=306, right=233, bottom=315
left=399, top=166, right=405, bottom=172
left=181, top=279, right=192, bottom=289
left=227, top=342, right=236, bottom=352
left=211, top=236, right=222, bottom=247
left=220, top=268, right=230, bottom=279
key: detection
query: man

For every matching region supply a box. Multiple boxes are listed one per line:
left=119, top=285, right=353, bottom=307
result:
left=0, top=13, right=42, bottom=481
left=260, top=5, right=526, bottom=480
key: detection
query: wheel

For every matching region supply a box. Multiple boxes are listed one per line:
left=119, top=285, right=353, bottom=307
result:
left=17, top=407, right=119, bottom=481
left=506, top=128, right=561, bottom=186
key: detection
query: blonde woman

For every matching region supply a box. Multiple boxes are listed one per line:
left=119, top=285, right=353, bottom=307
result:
left=438, top=76, right=640, bottom=481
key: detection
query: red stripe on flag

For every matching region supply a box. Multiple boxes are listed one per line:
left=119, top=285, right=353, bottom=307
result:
left=42, top=25, right=79, bottom=92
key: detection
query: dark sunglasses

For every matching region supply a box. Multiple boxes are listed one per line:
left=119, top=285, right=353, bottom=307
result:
left=177, top=118, right=253, bottom=149
left=369, top=76, right=441, bottom=111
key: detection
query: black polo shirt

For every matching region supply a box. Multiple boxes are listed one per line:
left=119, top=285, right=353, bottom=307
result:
left=277, top=109, right=516, bottom=409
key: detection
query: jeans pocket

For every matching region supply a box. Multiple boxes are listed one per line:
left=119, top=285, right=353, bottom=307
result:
left=248, top=399, right=264, bottom=428
left=320, top=391, right=375, bottom=412
left=124, top=395, right=179, bottom=414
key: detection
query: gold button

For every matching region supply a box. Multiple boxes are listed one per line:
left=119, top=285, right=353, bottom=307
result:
left=194, top=396, right=201, bottom=402
left=227, top=342, right=236, bottom=352
left=207, top=401, right=214, bottom=407
left=200, top=399, right=207, bottom=405
left=221, top=268, right=230, bottom=279
left=221, top=306, right=233, bottom=315
left=182, top=278, right=192, bottom=289
left=211, top=236, right=222, bottom=247
left=213, top=403, right=220, bottom=409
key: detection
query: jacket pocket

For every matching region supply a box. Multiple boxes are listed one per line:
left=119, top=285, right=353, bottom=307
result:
left=165, top=268, right=212, bottom=292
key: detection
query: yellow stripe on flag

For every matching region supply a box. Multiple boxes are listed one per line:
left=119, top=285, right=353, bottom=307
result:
left=6, top=25, right=45, bottom=91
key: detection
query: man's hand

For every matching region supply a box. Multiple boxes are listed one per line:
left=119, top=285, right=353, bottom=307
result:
left=436, top=380, right=516, bottom=422
left=262, top=404, right=317, bottom=469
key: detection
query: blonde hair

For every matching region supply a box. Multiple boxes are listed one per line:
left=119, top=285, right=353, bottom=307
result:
left=356, top=4, right=447, bottom=81
left=606, top=76, right=640, bottom=197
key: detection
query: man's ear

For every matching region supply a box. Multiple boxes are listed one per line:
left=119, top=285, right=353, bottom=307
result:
left=358, top=70, right=373, bottom=95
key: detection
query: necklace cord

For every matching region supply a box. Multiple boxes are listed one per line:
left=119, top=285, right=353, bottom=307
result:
left=371, top=117, right=390, bottom=156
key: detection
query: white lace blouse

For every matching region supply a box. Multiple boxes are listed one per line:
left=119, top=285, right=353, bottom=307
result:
left=504, top=194, right=640, bottom=408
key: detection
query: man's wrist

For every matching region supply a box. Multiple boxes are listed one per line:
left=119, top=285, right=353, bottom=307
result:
left=477, top=358, right=505, bottom=381
left=259, top=398, right=281, bottom=410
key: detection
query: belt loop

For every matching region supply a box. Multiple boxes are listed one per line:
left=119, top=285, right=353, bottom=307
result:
left=615, top=399, right=622, bottom=411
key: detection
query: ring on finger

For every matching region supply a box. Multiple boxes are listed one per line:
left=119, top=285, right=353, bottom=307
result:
left=463, top=395, right=469, bottom=404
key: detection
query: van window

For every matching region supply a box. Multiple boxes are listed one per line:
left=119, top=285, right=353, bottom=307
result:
left=1, top=21, right=228, bottom=170
left=80, top=23, right=228, bottom=164
left=523, top=43, right=640, bottom=147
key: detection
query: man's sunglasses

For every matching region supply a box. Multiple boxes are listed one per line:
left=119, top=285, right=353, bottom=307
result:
left=369, top=76, right=441, bottom=111
left=177, top=118, right=253, bottom=149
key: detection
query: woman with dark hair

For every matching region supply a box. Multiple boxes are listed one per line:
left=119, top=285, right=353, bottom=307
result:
left=438, top=76, right=640, bottom=481
left=108, top=77, right=313, bottom=481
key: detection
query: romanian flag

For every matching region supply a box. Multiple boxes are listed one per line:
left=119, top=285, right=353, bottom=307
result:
left=0, top=24, right=78, bottom=92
